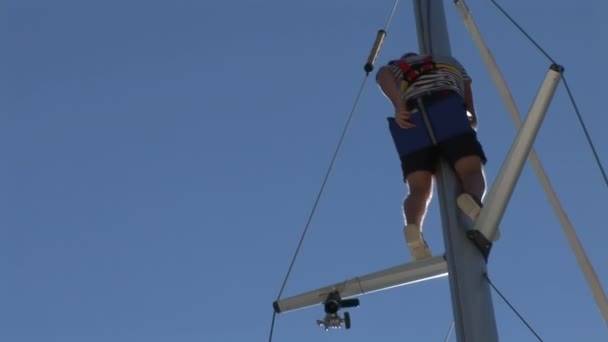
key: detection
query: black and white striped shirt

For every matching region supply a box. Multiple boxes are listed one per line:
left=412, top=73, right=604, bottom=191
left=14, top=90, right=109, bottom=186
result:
left=383, top=54, right=471, bottom=104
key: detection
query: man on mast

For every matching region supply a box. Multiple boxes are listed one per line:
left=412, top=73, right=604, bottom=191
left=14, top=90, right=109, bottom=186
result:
left=376, top=52, right=489, bottom=260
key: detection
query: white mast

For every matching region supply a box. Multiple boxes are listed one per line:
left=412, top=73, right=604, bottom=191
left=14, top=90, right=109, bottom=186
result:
left=411, top=1, right=499, bottom=340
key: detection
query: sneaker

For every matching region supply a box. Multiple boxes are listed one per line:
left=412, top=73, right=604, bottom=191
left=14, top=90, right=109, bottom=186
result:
left=456, top=193, right=501, bottom=241
left=456, top=193, right=482, bottom=222
left=403, top=224, right=432, bottom=261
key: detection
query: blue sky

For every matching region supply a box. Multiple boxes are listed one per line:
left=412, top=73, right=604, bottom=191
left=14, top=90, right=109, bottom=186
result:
left=2, top=0, right=607, bottom=341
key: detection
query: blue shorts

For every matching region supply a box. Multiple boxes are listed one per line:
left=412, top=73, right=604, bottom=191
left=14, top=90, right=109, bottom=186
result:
left=387, top=91, right=487, bottom=180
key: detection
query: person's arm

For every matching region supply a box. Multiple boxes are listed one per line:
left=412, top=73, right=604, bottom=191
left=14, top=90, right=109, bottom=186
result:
left=376, top=67, right=405, bottom=110
left=464, top=79, right=478, bottom=129
left=376, top=66, right=415, bottom=128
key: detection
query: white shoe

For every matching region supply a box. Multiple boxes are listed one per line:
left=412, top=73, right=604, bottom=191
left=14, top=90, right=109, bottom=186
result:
left=403, top=224, right=432, bottom=261
left=456, top=193, right=501, bottom=241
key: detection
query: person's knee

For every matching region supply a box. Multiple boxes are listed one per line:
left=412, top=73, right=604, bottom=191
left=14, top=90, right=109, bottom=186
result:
left=454, top=155, right=484, bottom=179
left=454, top=155, right=485, bottom=187
left=453, top=155, right=486, bottom=200
left=406, top=171, right=433, bottom=199
left=409, top=182, right=433, bottom=199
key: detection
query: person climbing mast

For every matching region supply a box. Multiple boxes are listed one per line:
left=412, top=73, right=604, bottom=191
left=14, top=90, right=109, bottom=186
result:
left=376, top=52, right=492, bottom=261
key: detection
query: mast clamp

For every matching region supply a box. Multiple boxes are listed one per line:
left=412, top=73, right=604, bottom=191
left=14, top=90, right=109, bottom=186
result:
left=467, top=230, right=492, bottom=262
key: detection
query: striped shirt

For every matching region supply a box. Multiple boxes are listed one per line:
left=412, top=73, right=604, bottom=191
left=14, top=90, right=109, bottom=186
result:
left=383, top=54, right=471, bottom=104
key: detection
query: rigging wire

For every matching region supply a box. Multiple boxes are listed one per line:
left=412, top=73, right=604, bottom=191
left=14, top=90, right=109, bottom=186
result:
left=365, top=0, right=401, bottom=74
left=267, top=312, right=278, bottom=342
left=489, top=0, right=555, bottom=64
left=274, top=73, right=368, bottom=304
left=488, top=0, right=608, bottom=188
left=443, top=320, right=455, bottom=342
left=267, top=2, right=401, bottom=340
left=267, top=75, right=369, bottom=342
left=562, top=77, right=608, bottom=187
left=485, top=274, right=544, bottom=342
left=383, top=0, right=401, bottom=30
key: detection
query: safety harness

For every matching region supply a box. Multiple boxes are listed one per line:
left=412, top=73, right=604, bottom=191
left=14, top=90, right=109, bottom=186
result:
left=391, top=56, right=462, bottom=92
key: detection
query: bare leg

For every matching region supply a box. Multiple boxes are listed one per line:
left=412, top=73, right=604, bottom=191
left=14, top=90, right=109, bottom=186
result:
left=453, top=155, right=500, bottom=240
left=403, top=170, right=434, bottom=260
left=403, top=170, right=434, bottom=228
left=453, top=155, right=486, bottom=203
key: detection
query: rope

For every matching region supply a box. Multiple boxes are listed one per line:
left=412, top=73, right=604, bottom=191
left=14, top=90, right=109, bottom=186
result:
left=485, top=274, right=544, bottom=341
left=489, top=0, right=608, bottom=189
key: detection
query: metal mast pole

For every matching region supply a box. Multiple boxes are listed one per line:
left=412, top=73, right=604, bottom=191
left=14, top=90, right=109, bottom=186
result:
left=412, top=1, right=498, bottom=341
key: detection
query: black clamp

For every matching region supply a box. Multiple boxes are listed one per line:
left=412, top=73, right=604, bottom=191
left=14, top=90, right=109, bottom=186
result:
left=467, top=230, right=492, bottom=262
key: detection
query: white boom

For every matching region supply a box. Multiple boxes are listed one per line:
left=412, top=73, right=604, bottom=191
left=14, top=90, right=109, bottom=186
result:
left=273, top=256, right=447, bottom=313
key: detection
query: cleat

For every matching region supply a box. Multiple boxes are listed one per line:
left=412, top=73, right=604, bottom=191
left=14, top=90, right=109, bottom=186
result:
left=457, top=193, right=501, bottom=241
left=403, top=224, right=432, bottom=260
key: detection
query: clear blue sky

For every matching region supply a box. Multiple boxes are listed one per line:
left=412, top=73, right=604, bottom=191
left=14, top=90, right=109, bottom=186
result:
left=2, top=0, right=607, bottom=341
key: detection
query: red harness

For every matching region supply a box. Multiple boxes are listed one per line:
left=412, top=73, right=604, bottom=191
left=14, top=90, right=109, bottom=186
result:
left=394, top=55, right=435, bottom=84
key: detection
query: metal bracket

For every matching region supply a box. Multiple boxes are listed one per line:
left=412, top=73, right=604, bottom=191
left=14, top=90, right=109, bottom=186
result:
left=466, top=230, right=492, bottom=262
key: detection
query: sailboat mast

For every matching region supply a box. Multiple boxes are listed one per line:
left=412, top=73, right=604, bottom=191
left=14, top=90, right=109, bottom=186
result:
left=411, top=1, right=498, bottom=341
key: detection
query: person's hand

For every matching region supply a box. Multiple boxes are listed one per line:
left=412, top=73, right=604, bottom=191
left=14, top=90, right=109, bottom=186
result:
left=467, top=111, right=478, bottom=130
left=395, top=106, right=416, bottom=129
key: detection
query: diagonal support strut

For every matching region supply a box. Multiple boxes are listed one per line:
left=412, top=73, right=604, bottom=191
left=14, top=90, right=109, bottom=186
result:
left=454, top=0, right=608, bottom=326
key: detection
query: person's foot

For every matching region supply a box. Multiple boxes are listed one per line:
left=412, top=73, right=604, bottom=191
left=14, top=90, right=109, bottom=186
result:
left=456, top=193, right=500, bottom=241
left=403, top=224, right=432, bottom=261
